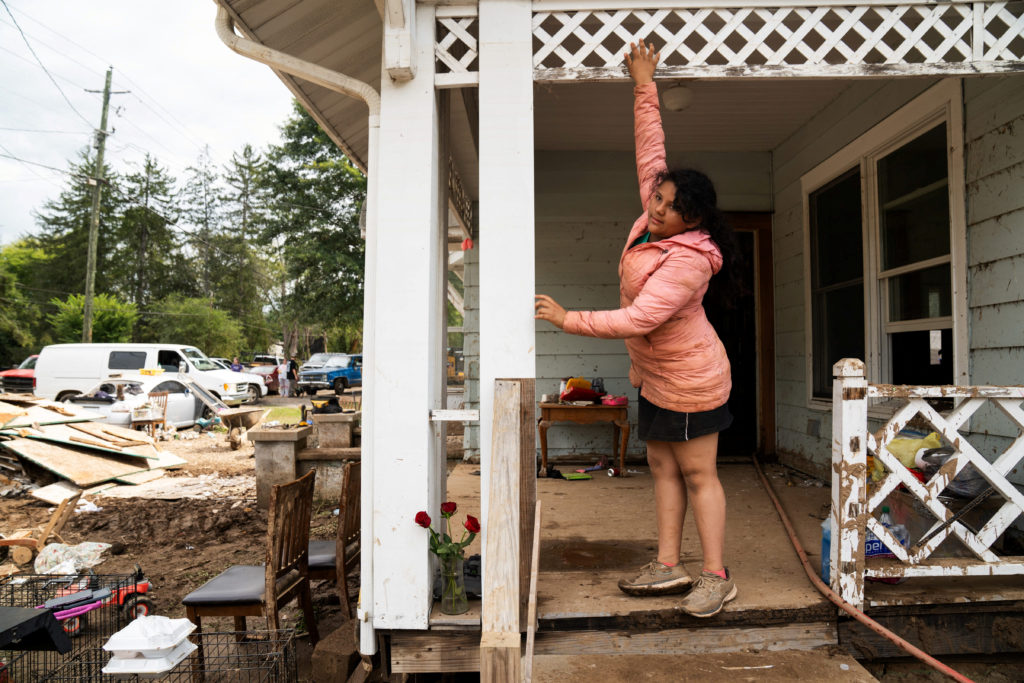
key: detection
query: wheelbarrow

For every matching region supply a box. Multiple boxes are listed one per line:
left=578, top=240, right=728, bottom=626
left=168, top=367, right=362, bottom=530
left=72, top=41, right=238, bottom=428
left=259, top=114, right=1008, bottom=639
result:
left=218, top=407, right=263, bottom=450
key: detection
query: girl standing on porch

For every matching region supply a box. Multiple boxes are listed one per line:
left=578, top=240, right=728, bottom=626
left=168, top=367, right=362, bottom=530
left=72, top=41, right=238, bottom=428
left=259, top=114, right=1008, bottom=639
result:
left=535, top=42, right=738, bottom=618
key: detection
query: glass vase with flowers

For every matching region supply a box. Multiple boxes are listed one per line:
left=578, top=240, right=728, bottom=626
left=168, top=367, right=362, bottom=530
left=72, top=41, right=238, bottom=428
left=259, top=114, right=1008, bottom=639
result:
left=414, top=502, right=480, bottom=615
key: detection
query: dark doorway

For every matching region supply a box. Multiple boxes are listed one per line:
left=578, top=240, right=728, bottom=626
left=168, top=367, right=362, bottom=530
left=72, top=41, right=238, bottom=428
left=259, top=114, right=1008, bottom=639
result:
left=705, top=213, right=774, bottom=457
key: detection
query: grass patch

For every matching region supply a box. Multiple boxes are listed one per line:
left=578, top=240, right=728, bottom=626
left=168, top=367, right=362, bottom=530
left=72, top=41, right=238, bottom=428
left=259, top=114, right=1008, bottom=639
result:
left=262, top=406, right=301, bottom=424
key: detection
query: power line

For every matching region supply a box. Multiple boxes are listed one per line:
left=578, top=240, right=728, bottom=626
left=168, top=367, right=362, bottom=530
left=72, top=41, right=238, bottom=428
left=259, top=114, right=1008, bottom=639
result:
left=0, top=147, right=87, bottom=180
left=0, top=0, right=93, bottom=128
left=0, top=126, right=90, bottom=134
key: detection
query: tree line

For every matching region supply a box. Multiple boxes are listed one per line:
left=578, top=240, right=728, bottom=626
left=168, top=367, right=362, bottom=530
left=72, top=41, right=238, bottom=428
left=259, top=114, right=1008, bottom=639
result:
left=0, top=101, right=366, bottom=366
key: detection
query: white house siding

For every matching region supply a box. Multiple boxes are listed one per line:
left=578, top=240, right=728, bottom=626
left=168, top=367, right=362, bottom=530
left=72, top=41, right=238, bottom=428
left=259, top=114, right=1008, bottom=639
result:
left=772, top=75, right=1024, bottom=487
left=533, top=149, right=771, bottom=461
left=462, top=149, right=770, bottom=460
left=963, top=76, right=1024, bottom=477
left=770, top=79, right=938, bottom=478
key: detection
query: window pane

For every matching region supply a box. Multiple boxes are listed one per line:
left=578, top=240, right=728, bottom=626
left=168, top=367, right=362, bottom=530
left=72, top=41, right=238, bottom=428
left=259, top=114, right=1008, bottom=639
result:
left=888, top=264, right=951, bottom=321
left=810, top=169, right=862, bottom=288
left=813, top=284, right=865, bottom=398
left=810, top=168, right=864, bottom=398
left=109, top=351, right=146, bottom=370
left=879, top=124, right=950, bottom=270
left=891, top=328, right=953, bottom=385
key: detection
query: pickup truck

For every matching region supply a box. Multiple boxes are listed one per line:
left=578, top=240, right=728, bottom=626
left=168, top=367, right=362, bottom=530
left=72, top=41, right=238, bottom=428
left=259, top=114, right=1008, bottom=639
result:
left=296, top=353, right=362, bottom=396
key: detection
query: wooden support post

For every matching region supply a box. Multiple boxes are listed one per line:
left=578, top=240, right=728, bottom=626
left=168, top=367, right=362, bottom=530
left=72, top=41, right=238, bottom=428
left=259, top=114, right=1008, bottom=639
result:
left=481, top=380, right=523, bottom=682
left=369, top=2, right=442, bottom=630
left=831, top=358, right=868, bottom=609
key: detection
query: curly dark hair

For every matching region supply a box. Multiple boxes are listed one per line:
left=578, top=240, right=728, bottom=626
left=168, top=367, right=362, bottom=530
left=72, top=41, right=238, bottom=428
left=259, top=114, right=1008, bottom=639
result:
left=654, top=168, right=742, bottom=309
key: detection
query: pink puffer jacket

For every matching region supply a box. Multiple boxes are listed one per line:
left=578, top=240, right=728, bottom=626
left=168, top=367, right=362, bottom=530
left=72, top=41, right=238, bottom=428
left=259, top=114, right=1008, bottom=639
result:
left=562, top=82, right=731, bottom=413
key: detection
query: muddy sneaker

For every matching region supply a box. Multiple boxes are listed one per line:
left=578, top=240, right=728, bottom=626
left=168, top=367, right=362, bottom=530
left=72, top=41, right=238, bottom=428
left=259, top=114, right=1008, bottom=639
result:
left=679, top=569, right=737, bottom=617
left=618, top=560, right=693, bottom=596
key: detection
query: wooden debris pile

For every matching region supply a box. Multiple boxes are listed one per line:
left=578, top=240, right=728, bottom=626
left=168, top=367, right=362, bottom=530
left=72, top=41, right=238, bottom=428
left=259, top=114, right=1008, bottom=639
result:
left=0, top=393, right=186, bottom=496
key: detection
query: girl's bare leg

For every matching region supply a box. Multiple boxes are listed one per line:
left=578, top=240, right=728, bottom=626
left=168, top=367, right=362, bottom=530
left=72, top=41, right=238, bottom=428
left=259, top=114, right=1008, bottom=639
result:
left=646, top=440, right=687, bottom=565
left=669, top=433, right=725, bottom=572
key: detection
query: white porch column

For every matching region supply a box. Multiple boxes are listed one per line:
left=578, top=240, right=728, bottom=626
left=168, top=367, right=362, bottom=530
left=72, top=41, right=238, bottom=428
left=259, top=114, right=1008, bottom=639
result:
left=478, top=0, right=536, bottom=526
left=369, top=3, right=444, bottom=630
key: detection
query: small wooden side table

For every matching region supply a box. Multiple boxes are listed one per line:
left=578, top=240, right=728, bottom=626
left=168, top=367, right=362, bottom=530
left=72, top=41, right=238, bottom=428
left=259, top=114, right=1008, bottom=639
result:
left=538, top=402, right=629, bottom=475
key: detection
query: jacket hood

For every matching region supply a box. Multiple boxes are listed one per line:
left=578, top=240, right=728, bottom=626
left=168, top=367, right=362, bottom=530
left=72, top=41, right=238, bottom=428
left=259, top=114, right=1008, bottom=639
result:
left=662, top=228, right=724, bottom=274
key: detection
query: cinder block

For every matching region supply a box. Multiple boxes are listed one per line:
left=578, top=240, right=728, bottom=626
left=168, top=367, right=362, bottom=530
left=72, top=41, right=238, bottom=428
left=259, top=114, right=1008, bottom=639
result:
left=311, top=618, right=360, bottom=681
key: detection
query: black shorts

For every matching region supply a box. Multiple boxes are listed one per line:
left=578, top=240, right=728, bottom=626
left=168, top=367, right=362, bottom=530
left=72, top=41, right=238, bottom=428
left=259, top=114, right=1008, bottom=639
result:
left=637, top=391, right=733, bottom=442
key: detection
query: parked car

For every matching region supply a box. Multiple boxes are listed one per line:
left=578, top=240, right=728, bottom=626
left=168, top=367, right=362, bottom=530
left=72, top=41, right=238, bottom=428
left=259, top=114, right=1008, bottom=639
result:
left=34, top=343, right=263, bottom=406
left=248, top=364, right=280, bottom=394
left=296, top=353, right=362, bottom=395
left=0, top=354, right=37, bottom=393
left=63, top=374, right=204, bottom=429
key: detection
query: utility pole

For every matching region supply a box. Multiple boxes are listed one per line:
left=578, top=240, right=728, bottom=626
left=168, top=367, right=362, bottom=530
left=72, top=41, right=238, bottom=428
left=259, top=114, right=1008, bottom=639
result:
left=82, top=68, right=127, bottom=342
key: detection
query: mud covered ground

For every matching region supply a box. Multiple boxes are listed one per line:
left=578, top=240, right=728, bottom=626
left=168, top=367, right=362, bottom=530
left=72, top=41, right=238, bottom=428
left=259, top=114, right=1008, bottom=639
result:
left=0, top=429, right=351, bottom=634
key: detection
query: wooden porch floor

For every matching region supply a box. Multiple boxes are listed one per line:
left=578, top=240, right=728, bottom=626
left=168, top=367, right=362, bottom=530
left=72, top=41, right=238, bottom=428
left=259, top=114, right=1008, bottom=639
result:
left=390, top=459, right=1024, bottom=674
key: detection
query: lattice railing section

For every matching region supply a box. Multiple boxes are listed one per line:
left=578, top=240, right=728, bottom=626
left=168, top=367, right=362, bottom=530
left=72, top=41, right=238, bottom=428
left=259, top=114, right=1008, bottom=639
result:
left=532, top=2, right=1024, bottom=80
left=831, top=358, right=1024, bottom=609
left=436, top=10, right=479, bottom=87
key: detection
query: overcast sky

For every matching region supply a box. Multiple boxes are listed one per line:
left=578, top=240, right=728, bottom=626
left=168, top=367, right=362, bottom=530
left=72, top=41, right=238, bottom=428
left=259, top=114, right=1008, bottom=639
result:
left=0, top=1, right=295, bottom=245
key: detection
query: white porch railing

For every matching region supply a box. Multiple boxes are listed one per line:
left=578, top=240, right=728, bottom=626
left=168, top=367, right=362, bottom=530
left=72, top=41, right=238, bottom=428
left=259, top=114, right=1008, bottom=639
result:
left=434, top=0, right=1024, bottom=86
left=830, top=358, right=1024, bottom=610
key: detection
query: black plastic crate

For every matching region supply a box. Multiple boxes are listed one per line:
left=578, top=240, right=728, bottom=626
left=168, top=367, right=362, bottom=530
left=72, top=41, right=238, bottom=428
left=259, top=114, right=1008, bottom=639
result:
left=40, top=630, right=296, bottom=682
left=1, top=572, right=141, bottom=682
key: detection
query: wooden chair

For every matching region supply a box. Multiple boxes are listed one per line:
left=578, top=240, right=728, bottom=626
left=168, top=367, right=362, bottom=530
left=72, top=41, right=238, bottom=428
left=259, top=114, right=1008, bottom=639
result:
left=309, top=461, right=361, bottom=617
left=182, top=470, right=319, bottom=644
left=132, top=391, right=168, bottom=438
left=0, top=491, right=82, bottom=565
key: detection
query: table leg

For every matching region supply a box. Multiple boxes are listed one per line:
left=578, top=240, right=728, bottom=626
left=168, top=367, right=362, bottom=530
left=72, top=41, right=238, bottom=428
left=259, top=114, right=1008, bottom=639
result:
left=616, top=419, right=629, bottom=475
left=611, top=423, right=619, bottom=469
left=538, top=420, right=550, bottom=476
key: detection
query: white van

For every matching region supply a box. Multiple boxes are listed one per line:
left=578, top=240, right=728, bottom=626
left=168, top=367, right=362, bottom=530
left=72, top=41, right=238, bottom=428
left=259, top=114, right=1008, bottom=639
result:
left=34, top=343, right=264, bottom=405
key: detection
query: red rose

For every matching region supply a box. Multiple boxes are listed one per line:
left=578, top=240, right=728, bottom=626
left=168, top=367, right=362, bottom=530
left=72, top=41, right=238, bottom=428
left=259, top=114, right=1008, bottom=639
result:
left=464, top=515, right=481, bottom=534
left=440, top=501, right=457, bottom=515
left=414, top=511, right=431, bottom=528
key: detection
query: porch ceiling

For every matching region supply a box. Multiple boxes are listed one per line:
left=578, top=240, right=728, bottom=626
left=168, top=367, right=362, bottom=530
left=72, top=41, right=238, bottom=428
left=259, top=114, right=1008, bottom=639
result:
left=218, top=1, right=852, bottom=181
left=534, top=80, right=852, bottom=152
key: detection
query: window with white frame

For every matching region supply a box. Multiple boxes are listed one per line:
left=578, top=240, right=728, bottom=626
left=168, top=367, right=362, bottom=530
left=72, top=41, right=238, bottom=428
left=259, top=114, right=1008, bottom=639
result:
left=804, top=81, right=966, bottom=401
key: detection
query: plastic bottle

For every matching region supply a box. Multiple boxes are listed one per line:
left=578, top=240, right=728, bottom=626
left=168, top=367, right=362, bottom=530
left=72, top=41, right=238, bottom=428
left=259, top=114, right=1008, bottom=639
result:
left=866, top=505, right=908, bottom=558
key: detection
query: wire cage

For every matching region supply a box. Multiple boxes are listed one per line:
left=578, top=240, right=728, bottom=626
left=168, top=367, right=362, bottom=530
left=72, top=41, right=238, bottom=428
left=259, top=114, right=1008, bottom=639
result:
left=0, top=572, right=141, bottom=682
left=39, top=630, right=297, bottom=683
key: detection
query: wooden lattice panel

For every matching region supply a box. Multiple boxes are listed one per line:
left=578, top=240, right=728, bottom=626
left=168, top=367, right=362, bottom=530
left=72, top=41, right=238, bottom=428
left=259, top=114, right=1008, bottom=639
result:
left=436, top=13, right=479, bottom=87
left=863, top=390, right=1024, bottom=570
left=532, top=2, right=1024, bottom=80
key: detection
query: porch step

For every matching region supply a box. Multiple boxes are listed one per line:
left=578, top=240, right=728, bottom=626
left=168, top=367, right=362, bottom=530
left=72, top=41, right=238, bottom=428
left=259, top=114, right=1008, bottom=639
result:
left=531, top=651, right=877, bottom=682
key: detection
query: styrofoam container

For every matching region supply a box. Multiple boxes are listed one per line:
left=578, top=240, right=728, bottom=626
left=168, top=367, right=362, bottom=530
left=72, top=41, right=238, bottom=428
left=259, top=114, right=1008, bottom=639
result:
left=102, top=638, right=197, bottom=676
left=103, top=615, right=195, bottom=658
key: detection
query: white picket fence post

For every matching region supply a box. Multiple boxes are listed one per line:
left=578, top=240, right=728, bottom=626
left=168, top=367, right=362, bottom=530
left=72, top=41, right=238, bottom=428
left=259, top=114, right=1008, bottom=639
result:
left=831, top=358, right=868, bottom=609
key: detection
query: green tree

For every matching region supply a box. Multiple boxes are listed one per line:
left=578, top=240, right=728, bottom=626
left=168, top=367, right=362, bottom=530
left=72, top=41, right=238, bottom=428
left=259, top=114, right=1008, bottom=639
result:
left=218, top=144, right=273, bottom=351
left=108, top=155, right=191, bottom=310
left=181, top=146, right=221, bottom=301
left=47, top=293, right=137, bottom=343
left=0, top=249, right=40, bottom=365
left=260, top=101, right=366, bottom=341
left=146, top=295, right=245, bottom=358
left=31, top=150, right=122, bottom=297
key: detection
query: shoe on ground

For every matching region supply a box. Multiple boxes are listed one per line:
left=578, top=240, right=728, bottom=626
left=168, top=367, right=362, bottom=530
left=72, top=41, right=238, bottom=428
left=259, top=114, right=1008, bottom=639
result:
left=679, top=568, right=737, bottom=617
left=618, top=560, right=693, bottom=596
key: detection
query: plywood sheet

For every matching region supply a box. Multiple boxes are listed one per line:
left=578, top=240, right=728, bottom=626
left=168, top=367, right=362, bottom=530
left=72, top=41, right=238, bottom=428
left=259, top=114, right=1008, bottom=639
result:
left=30, top=480, right=82, bottom=505
left=115, top=469, right=165, bottom=485
left=1, top=403, right=96, bottom=428
left=68, top=422, right=155, bottom=447
left=1, top=438, right=148, bottom=487
left=9, top=423, right=157, bottom=460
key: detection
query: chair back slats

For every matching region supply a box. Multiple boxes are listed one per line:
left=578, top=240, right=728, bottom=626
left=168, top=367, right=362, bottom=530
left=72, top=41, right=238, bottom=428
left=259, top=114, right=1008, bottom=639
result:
left=339, top=462, right=361, bottom=547
left=40, top=491, right=82, bottom=545
left=265, top=470, right=316, bottom=619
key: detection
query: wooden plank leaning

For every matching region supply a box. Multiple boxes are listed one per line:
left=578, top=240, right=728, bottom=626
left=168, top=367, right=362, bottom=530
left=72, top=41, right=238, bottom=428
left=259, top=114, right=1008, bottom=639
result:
left=481, top=379, right=523, bottom=682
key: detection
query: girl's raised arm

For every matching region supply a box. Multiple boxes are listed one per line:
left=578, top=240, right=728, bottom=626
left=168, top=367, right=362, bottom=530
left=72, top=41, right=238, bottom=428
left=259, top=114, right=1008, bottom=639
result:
left=627, top=42, right=667, bottom=207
